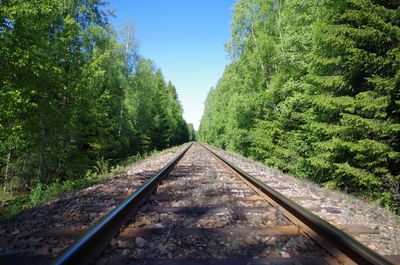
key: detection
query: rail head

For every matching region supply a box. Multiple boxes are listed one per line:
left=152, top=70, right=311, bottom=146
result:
left=52, top=143, right=192, bottom=265
left=200, top=142, right=394, bottom=265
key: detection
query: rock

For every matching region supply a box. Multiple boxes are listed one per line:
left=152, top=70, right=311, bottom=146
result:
left=250, top=216, right=263, bottom=223
left=135, top=236, right=147, bottom=247
left=244, top=235, right=257, bottom=246
left=269, top=236, right=277, bottom=244
left=53, top=215, right=61, bottom=220
left=147, top=223, right=165, bottom=229
left=1, top=248, right=19, bottom=255
left=189, top=250, right=204, bottom=258
left=64, top=238, right=75, bottom=245
left=157, top=243, right=167, bottom=255
left=22, top=247, right=36, bottom=255
left=285, top=237, right=299, bottom=248
left=36, top=246, right=49, bottom=255
left=110, top=238, right=118, bottom=246
left=197, top=219, right=209, bottom=226
left=121, top=249, right=130, bottom=256
left=28, top=237, right=44, bottom=243
left=162, top=217, right=172, bottom=225
left=207, top=240, right=217, bottom=247
left=214, top=222, right=225, bottom=228
left=281, top=251, right=290, bottom=258
left=138, top=248, right=152, bottom=258
left=96, top=258, right=111, bottom=265
left=79, top=215, right=90, bottom=223
left=136, top=219, right=151, bottom=227
left=48, top=239, right=59, bottom=244
left=117, top=240, right=129, bottom=248
left=368, top=243, right=376, bottom=250
left=296, top=237, right=306, bottom=248
left=171, top=201, right=180, bottom=207
left=182, top=219, right=193, bottom=226
left=51, top=247, right=63, bottom=254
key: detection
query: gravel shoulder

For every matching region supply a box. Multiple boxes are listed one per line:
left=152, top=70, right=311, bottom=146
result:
left=204, top=143, right=400, bottom=256
left=0, top=144, right=189, bottom=258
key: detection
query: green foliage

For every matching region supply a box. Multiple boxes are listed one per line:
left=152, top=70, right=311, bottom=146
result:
left=187, top=124, right=196, bottom=141
left=0, top=143, right=188, bottom=219
left=199, top=0, right=400, bottom=213
left=28, top=183, right=44, bottom=207
left=0, top=0, right=190, bottom=217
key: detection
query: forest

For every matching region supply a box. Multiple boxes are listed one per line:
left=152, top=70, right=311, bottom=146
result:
left=199, top=0, right=400, bottom=212
left=0, top=0, right=195, bottom=214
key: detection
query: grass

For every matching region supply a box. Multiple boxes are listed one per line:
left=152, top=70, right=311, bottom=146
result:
left=0, top=143, right=190, bottom=220
left=0, top=167, right=114, bottom=220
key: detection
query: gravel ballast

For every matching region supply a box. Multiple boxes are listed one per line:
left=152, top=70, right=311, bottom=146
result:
left=205, top=143, right=400, bottom=256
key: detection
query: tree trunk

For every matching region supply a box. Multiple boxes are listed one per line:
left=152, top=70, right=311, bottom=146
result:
left=250, top=27, right=266, bottom=72
left=2, top=152, right=11, bottom=207
left=39, top=124, right=47, bottom=184
left=118, top=106, right=123, bottom=137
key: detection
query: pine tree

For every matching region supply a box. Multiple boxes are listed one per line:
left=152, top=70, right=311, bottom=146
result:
left=199, top=0, right=400, bottom=212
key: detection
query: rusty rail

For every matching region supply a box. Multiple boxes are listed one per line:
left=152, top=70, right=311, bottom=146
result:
left=52, top=144, right=192, bottom=265
left=200, top=142, right=394, bottom=265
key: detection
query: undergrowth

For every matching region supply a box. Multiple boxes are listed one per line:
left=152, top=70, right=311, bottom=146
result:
left=0, top=143, right=187, bottom=220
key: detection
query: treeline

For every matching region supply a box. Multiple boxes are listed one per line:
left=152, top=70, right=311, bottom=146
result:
left=199, top=0, right=400, bottom=211
left=0, top=0, right=191, bottom=195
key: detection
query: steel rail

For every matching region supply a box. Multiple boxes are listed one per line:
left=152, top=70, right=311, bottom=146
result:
left=52, top=143, right=192, bottom=265
left=200, top=143, right=394, bottom=265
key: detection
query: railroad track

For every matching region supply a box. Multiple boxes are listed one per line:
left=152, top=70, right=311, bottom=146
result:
left=43, top=142, right=397, bottom=265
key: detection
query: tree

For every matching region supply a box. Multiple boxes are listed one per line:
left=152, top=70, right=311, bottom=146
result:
left=199, top=0, right=400, bottom=212
left=0, top=0, right=189, bottom=207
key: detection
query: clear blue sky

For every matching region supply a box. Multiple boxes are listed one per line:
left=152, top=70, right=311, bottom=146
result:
left=105, top=1, right=235, bottom=130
